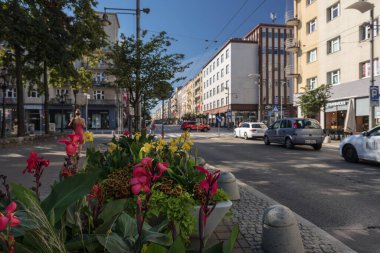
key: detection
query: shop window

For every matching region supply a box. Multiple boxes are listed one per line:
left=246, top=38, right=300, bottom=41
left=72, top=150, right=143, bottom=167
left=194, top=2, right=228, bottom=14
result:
left=93, top=90, right=105, bottom=100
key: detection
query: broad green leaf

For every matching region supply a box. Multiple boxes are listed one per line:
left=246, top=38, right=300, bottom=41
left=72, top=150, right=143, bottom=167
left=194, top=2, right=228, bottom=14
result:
left=98, top=199, right=128, bottom=221
left=168, top=237, right=186, bottom=253
left=97, top=234, right=131, bottom=253
left=65, top=235, right=98, bottom=251
left=145, top=243, right=167, bottom=253
left=204, top=241, right=223, bottom=253
left=10, top=183, right=38, bottom=207
left=14, top=242, right=35, bottom=253
left=223, top=224, right=239, bottom=253
left=41, top=171, right=99, bottom=224
left=142, top=229, right=172, bottom=246
left=115, top=212, right=138, bottom=238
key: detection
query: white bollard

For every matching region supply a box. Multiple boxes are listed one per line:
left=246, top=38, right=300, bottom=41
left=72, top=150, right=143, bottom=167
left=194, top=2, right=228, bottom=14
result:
left=262, top=205, right=305, bottom=253
left=217, top=172, right=240, bottom=200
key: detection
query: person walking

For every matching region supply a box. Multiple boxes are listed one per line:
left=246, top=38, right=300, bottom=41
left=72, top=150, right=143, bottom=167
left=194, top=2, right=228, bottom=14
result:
left=68, top=109, right=86, bottom=154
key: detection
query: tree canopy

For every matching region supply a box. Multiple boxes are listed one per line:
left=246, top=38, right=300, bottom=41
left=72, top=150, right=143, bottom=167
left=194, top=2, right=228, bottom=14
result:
left=299, top=84, right=332, bottom=118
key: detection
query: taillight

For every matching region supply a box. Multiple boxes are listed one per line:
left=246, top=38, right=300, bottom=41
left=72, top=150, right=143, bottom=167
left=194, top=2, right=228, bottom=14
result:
left=249, top=129, right=257, bottom=132
left=293, top=122, right=298, bottom=128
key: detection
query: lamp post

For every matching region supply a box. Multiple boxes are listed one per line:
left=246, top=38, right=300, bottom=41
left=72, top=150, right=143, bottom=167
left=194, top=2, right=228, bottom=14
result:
left=224, top=84, right=230, bottom=127
left=58, top=92, right=68, bottom=132
left=347, top=1, right=376, bottom=129
left=84, top=93, right=90, bottom=130
left=101, top=3, right=150, bottom=131
left=248, top=74, right=261, bottom=122
left=0, top=68, right=11, bottom=138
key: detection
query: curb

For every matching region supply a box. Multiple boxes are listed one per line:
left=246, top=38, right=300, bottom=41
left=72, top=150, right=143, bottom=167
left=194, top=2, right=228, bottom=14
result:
left=0, top=133, right=67, bottom=148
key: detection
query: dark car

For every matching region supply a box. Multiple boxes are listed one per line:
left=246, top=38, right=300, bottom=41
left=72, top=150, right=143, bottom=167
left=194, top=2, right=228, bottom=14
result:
left=180, top=121, right=210, bottom=132
left=264, top=118, right=324, bottom=150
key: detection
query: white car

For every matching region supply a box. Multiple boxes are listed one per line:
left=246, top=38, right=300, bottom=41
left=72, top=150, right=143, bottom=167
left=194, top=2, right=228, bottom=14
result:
left=339, top=125, right=380, bottom=163
left=234, top=122, right=267, bottom=140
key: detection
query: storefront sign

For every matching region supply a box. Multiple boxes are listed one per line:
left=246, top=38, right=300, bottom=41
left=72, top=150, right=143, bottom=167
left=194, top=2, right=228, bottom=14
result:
left=265, top=105, right=272, bottom=110
left=326, top=101, right=348, bottom=108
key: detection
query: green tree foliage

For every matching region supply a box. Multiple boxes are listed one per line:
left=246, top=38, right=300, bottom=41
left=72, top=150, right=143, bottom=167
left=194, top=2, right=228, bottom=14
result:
left=299, top=84, right=332, bottom=118
left=0, top=0, right=107, bottom=135
left=108, top=31, right=190, bottom=131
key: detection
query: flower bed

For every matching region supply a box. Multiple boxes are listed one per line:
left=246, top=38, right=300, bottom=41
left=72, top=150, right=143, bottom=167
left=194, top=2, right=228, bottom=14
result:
left=0, top=130, right=238, bottom=253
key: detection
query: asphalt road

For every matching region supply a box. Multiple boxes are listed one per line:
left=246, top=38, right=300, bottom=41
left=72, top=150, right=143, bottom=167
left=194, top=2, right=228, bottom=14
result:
left=180, top=128, right=380, bottom=253
left=1, top=126, right=380, bottom=252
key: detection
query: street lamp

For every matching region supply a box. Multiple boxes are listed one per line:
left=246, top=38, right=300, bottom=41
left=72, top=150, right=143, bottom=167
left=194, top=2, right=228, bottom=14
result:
left=58, top=92, right=69, bottom=132
left=248, top=74, right=261, bottom=122
left=347, top=1, right=376, bottom=128
left=101, top=3, right=150, bottom=131
left=0, top=68, right=12, bottom=138
left=84, top=92, right=90, bottom=130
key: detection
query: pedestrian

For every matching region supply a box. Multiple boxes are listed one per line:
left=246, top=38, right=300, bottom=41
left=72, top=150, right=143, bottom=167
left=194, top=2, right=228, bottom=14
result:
left=68, top=109, right=86, bottom=154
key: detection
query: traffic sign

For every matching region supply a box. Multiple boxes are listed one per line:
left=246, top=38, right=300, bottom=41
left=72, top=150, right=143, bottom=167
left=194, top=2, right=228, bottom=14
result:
left=370, top=86, right=379, bottom=106
left=216, top=116, right=222, bottom=123
left=272, top=106, right=279, bottom=113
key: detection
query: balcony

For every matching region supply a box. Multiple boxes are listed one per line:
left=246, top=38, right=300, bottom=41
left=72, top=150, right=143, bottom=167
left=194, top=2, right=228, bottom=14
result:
left=285, top=65, right=299, bottom=77
left=285, top=38, right=299, bottom=52
left=285, top=10, right=300, bottom=26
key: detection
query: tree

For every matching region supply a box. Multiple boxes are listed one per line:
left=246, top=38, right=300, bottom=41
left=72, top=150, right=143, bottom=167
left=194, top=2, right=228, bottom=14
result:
left=108, top=31, right=190, bottom=131
left=299, top=84, right=332, bottom=118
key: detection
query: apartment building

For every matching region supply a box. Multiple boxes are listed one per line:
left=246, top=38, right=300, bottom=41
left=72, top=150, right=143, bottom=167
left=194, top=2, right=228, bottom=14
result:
left=244, top=23, right=295, bottom=123
left=287, top=0, right=380, bottom=131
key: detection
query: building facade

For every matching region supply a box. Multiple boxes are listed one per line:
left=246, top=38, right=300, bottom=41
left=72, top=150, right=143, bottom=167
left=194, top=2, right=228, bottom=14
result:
left=287, top=0, right=380, bottom=131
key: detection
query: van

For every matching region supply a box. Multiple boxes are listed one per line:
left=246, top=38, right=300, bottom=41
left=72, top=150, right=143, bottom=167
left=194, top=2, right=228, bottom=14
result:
left=264, top=118, right=324, bottom=150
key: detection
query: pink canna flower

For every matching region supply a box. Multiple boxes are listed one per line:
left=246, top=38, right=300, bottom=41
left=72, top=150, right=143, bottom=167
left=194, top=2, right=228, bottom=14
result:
left=86, top=183, right=102, bottom=201
left=58, top=134, right=80, bottom=156
left=24, top=152, right=50, bottom=174
left=0, top=201, right=21, bottom=231
left=0, top=214, right=9, bottom=231
left=123, top=130, right=131, bottom=136
left=196, top=166, right=220, bottom=197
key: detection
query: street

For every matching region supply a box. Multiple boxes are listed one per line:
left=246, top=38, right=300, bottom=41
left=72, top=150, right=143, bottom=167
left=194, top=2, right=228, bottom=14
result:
left=1, top=126, right=380, bottom=252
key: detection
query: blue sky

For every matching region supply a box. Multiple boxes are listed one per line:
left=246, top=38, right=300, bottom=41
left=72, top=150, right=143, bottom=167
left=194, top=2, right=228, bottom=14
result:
left=95, top=0, right=287, bottom=86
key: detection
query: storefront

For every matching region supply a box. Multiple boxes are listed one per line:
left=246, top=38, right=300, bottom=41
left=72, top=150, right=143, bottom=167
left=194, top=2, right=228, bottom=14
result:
left=325, top=100, right=349, bottom=130
left=87, top=108, right=117, bottom=129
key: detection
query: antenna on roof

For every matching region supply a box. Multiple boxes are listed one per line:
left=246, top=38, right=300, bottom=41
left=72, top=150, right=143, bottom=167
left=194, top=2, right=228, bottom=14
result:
left=270, top=12, right=277, bottom=23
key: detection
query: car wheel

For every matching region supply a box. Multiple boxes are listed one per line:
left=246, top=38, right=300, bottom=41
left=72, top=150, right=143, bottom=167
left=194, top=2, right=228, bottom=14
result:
left=285, top=138, right=293, bottom=149
left=186, top=128, right=191, bottom=132
left=244, top=132, right=248, bottom=140
left=264, top=136, right=270, bottom=145
left=313, top=144, right=322, bottom=150
left=234, top=131, right=238, bottom=138
left=343, top=144, right=358, bottom=163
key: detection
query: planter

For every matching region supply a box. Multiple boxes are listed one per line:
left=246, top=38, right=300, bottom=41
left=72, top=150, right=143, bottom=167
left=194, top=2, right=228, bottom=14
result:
left=191, top=200, right=233, bottom=238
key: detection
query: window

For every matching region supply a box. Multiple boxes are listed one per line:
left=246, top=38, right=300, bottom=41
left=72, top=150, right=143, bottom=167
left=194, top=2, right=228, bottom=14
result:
left=206, top=104, right=209, bottom=110
left=307, top=0, right=315, bottom=5
left=327, top=2, right=340, bottom=21
left=221, top=68, right=224, bottom=77
left=226, top=80, right=229, bottom=89
left=307, top=18, right=317, bottom=34
left=226, top=65, right=230, bottom=74
left=327, top=36, right=340, bottom=54
left=221, top=83, right=225, bottom=92
left=307, top=49, right=317, bottom=63
left=221, top=98, right=224, bottom=106
left=360, top=59, right=380, bottom=78
left=217, top=100, right=220, bottom=107
left=93, top=90, right=105, bottom=100
left=221, top=54, right=224, bottom=63
left=94, top=72, right=106, bottom=84
left=217, top=58, right=219, bottom=67
left=307, top=77, right=317, bottom=90
left=360, top=20, right=378, bottom=41
left=6, top=88, right=16, bottom=98
left=217, top=72, right=219, bottom=80
left=327, top=70, right=340, bottom=85
left=213, top=101, right=215, bottom=108
left=217, top=85, right=220, bottom=94
left=28, top=89, right=39, bottom=98
left=213, top=88, right=215, bottom=96
left=226, top=49, right=229, bottom=59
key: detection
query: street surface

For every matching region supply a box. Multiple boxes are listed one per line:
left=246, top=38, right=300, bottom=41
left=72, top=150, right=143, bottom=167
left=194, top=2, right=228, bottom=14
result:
left=161, top=125, right=380, bottom=253
left=1, top=126, right=379, bottom=252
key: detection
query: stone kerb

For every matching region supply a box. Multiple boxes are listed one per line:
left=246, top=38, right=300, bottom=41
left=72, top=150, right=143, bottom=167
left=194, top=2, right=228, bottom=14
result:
left=0, top=133, right=67, bottom=148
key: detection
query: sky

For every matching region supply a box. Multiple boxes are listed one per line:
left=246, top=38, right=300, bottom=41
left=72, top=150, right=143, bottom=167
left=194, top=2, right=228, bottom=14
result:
left=95, top=0, right=288, bottom=88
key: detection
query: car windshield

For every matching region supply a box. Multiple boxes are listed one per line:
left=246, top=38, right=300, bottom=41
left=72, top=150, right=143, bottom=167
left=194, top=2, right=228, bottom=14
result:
left=296, top=119, right=321, bottom=129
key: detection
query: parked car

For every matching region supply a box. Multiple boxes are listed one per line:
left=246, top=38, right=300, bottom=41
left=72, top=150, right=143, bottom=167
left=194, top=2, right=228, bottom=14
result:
left=234, top=122, right=267, bottom=140
left=339, top=125, right=380, bottom=163
left=180, top=121, right=210, bottom=132
left=263, top=118, right=324, bottom=150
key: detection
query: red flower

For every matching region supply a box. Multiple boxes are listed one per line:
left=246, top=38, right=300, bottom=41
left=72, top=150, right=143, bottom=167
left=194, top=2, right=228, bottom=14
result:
left=152, top=162, right=169, bottom=181
left=130, top=167, right=151, bottom=195
left=86, top=183, right=102, bottom=201
left=196, top=166, right=220, bottom=197
left=123, top=130, right=131, bottom=136
left=61, top=168, right=74, bottom=178
left=58, top=134, right=80, bottom=156
left=24, top=152, right=50, bottom=174
left=0, top=202, right=20, bottom=231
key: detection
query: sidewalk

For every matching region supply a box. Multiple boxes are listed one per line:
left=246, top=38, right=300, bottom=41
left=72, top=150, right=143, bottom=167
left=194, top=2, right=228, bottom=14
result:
left=207, top=179, right=356, bottom=253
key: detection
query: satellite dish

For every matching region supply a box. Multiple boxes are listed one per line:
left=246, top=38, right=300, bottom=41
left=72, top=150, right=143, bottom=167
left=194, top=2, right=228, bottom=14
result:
left=270, top=12, right=277, bottom=23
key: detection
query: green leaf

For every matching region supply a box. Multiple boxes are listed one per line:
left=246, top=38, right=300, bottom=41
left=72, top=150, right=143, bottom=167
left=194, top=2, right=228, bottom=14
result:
left=142, top=229, right=172, bottom=246
left=41, top=171, right=99, bottom=224
left=168, top=237, right=186, bottom=253
left=204, top=241, right=223, bottom=253
left=10, top=183, right=38, bottom=207
left=98, top=199, right=128, bottom=221
left=14, top=242, right=35, bottom=253
left=97, top=234, right=132, bottom=253
left=223, top=224, right=239, bottom=253
left=145, top=243, right=167, bottom=253
left=65, top=235, right=98, bottom=252
left=115, top=212, right=138, bottom=238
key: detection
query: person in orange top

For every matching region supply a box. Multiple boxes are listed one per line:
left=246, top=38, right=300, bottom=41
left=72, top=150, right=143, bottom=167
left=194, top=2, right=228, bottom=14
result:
left=68, top=109, right=86, bottom=154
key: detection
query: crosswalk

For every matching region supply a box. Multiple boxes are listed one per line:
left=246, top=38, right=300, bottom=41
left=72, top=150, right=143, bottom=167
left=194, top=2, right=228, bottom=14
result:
left=158, top=131, right=234, bottom=139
